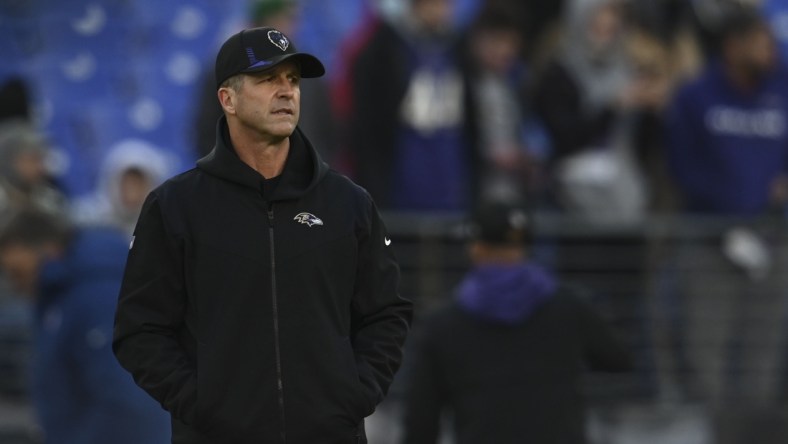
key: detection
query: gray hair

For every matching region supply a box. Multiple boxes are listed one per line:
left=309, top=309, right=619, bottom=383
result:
left=219, top=74, right=244, bottom=92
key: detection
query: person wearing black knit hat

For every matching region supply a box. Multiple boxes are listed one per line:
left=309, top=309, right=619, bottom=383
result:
left=401, top=199, right=632, bottom=444
left=114, top=27, right=412, bottom=444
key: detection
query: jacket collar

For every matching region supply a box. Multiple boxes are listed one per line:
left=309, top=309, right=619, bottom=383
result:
left=196, top=115, right=328, bottom=201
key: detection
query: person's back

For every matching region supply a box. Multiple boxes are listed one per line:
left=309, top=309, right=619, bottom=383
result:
left=401, top=201, right=632, bottom=444
left=403, top=282, right=632, bottom=443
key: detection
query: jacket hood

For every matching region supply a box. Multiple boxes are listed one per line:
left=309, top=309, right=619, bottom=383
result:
left=197, top=116, right=330, bottom=201
left=38, top=228, right=129, bottom=311
left=456, top=262, right=556, bottom=324
left=76, top=139, right=173, bottom=234
left=560, top=0, right=631, bottom=113
left=97, top=139, right=172, bottom=204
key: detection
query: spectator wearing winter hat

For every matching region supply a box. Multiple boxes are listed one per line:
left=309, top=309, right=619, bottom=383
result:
left=0, top=120, right=67, bottom=216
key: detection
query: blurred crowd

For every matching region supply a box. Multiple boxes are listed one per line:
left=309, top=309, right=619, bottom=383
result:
left=4, top=0, right=788, bottom=220
left=328, top=0, right=787, bottom=222
left=189, top=0, right=788, bottom=224
left=2, top=0, right=788, bottom=442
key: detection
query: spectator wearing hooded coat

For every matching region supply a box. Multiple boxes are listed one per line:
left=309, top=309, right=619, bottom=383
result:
left=400, top=200, right=632, bottom=444
left=0, top=210, right=170, bottom=444
left=70, top=139, right=173, bottom=236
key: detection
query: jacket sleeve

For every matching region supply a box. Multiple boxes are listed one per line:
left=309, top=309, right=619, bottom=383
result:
left=112, top=193, right=198, bottom=425
left=350, top=196, right=413, bottom=412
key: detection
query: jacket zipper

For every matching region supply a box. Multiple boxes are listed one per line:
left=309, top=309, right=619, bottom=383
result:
left=268, top=205, right=287, bottom=443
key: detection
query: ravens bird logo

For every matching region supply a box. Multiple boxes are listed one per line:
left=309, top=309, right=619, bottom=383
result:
left=294, top=212, right=323, bottom=227
left=267, top=30, right=289, bottom=52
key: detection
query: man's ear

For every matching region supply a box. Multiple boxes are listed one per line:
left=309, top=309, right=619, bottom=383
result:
left=218, top=86, right=237, bottom=115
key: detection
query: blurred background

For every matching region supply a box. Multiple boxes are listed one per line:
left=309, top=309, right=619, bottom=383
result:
left=3, top=0, right=788, bottom=442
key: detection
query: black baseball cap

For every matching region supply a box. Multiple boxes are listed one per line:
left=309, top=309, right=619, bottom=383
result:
left=468, top=200, right=532, bottom=246
left=215, top=27, right=325, bottom=89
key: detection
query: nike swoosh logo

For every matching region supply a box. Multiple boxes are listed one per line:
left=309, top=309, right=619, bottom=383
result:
left=384, top=237, right=392, bottom=246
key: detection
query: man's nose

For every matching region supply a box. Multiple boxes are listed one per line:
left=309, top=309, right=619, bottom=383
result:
left=277, top=77, right=295, bottom=96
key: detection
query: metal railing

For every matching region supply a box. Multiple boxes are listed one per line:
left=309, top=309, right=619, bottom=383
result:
left=381, top=211, right=788, bottom=443
left=1, top=211, right=787, bottom=443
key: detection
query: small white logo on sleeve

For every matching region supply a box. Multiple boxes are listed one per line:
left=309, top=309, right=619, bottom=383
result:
left=294, top=212, right=323, bottom=227
left=129, top=236, right=135, bottom=250
left=385, top=237, right=392, bottom=246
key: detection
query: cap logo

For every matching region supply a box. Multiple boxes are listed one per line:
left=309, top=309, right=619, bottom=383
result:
left=267, top=30, right=289, bottom=52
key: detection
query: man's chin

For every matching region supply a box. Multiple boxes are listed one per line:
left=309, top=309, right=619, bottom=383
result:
left=269, top=123, right=297, bottom=139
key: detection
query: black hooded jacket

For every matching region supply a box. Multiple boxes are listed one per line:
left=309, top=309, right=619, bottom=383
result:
left=113, top=117, right=412, bottom=443
left=401, top=275, right=632, bottom=444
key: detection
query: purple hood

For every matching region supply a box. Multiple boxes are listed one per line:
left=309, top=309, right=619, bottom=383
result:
left=456, top=263, right=556, bottom=324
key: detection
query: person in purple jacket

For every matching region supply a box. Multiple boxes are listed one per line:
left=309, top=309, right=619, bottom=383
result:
left=666, top=7, right=788, bottom=216
left=401, top=200, right=632, bottom=444
left=663, top=6, right=788, bottom=443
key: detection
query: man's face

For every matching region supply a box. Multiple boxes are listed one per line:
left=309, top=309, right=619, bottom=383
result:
left=13, top=150, right=47, bottom=187
left=412, top=0, right=454, bottom=34
left=743, top=26, right=777, bottom=76
left=727, top=24, right=777, bottom=79
left=587, top=2, right=624, bottom=54
left=473, top=28, right=521, bottom=74
left=118, top=168, right=152, bottom=212
left=0, top=243, right=41, bottom=297
left=224, top=61, right=301, bottom=141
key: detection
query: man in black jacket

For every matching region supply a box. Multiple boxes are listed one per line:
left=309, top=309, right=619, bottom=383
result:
left=113, top=27, right=413, bottom=444
left=400, top=200, right=632, bottom=444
